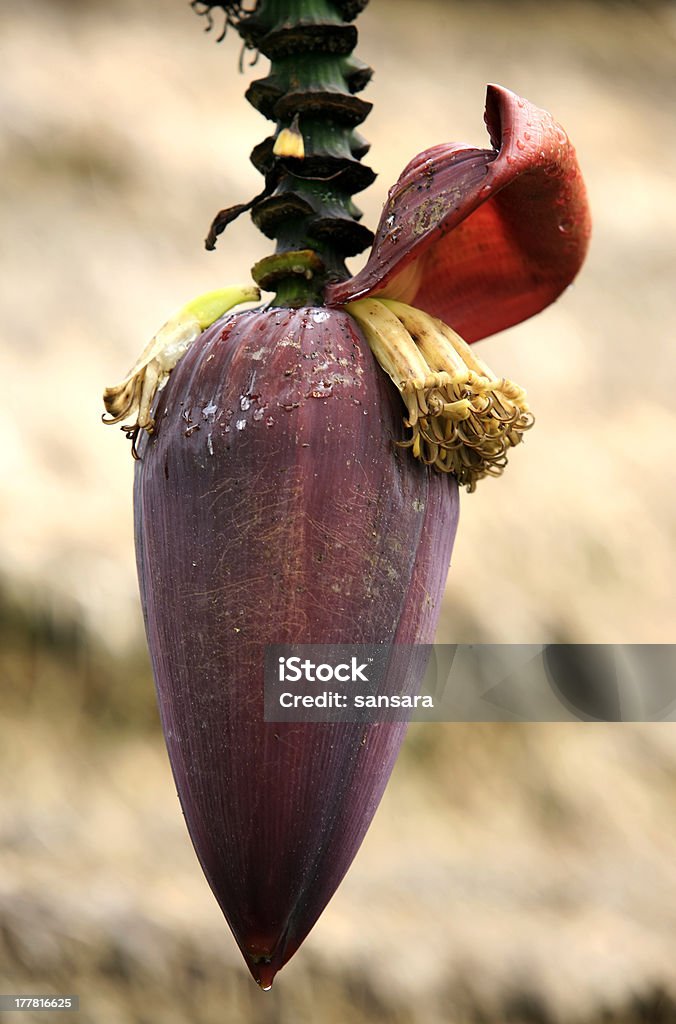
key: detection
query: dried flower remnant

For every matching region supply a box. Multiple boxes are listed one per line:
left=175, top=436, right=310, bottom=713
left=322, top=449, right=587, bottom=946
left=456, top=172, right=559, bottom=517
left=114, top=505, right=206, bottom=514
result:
left=346, top=298, right=533, bottom=491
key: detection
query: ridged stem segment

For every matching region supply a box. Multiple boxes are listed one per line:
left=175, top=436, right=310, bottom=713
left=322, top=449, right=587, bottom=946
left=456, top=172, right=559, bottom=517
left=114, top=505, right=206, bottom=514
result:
left=196, top=0, right=375, bottom=306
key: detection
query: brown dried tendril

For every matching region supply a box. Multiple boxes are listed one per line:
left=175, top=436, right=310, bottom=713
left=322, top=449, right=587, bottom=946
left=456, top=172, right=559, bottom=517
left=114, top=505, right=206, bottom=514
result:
left=190, top=2, right=258, bottom=44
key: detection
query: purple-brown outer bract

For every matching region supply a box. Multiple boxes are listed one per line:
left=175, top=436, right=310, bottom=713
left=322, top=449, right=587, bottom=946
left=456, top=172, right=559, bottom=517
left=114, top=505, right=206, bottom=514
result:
left=134, top=306, right=458, bottom=986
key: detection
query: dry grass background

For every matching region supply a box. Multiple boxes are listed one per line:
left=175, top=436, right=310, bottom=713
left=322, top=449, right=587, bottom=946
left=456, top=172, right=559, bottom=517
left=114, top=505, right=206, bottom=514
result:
left=1, top=0, right=676, bottom=1021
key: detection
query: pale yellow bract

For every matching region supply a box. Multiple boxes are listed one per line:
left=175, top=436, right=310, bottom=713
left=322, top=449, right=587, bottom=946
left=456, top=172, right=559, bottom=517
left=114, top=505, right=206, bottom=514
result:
left=102, top=285, right=260, bottom=454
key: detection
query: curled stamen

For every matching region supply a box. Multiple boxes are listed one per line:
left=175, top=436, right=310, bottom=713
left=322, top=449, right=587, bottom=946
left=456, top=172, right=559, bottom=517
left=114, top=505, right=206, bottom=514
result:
left=419, top=417, right=447, bottom=446
left=486, top=394, right=521, bottom=424
left=345, top=298, right=535, bottom=490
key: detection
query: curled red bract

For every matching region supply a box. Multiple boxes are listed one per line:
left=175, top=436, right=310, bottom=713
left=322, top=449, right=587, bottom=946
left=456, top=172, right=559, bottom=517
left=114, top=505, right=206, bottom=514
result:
left=326, top=84, right=591, bottom=342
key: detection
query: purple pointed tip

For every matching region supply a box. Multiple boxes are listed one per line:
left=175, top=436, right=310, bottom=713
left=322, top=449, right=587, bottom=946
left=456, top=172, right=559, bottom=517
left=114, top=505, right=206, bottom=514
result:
left=249, top=959, right=278, bottom=991
left=241, top=936, right=286, bottom=990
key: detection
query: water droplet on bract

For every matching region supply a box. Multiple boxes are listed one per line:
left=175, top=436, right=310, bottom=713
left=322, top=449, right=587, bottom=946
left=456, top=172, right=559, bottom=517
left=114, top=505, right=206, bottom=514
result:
left=207, top=433, right=214, bottom=455
left=252, top=408, right=265, bottom=421
left=558, top=219, right=573, bottom=234
left=555, top=127, right=568, bottom=146
left=265, top=416, right=275, bottom=427
left=236, top=419, right=246, bottom=430
left=240, top=396, right=251, bottom=411
left=311, top=381, right=333, bottom=398
left=312, top=309, right=330, bottom=323
left=516, top=139, right=526, bottom=151
left=202, top=401, right=218, bottom=420
left=523, top=131, right=531, bottom=141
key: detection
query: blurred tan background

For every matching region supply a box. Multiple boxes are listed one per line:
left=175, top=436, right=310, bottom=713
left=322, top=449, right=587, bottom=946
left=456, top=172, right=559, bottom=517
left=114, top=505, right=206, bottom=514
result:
left=2, top=1, right=676, bottom=1021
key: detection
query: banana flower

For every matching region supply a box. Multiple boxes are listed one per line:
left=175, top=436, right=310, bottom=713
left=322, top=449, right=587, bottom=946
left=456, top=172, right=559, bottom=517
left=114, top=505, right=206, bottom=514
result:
left=103, top=25, right=589, bottom=986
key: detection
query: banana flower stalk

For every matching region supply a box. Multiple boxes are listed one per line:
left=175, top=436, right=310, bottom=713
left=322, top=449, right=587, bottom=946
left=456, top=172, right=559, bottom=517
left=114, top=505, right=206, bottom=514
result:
left=103, top=0, right=589, bottom=989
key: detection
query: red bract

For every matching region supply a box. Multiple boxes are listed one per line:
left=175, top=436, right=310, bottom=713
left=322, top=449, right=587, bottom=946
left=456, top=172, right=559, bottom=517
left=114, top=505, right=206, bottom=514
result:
left=326, top=84, right=591, bottom=342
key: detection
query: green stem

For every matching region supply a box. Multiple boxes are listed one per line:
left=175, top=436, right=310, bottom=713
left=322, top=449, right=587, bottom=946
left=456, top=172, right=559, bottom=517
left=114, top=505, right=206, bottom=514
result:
left=200, top=0, right=375, bottom=307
